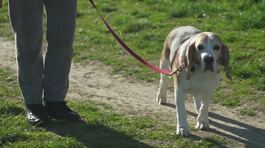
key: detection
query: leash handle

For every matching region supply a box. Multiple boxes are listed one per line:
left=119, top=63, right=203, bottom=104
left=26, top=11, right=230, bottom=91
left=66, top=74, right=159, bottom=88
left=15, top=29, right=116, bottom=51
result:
left=89, top=0, right=176, bottom=76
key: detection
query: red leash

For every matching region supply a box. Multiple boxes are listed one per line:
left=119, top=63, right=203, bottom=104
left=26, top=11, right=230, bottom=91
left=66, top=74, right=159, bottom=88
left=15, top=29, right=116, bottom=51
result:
left=89, top=0, right=178, bottom=76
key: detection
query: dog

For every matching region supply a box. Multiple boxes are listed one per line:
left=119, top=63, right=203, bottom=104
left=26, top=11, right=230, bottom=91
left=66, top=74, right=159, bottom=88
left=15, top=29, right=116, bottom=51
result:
left=156, top=26, right=231, bottom=136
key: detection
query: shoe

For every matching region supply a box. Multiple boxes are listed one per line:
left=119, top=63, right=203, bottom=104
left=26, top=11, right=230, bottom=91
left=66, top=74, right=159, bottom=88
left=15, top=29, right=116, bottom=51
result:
left=44, top=101, right=80, bottom=121
left=26, top=104, right=49, bottom=126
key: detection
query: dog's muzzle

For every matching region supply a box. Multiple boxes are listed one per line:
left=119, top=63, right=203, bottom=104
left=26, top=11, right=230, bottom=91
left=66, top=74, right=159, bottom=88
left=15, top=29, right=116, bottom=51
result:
left=203, top=55, right=214, bottom=72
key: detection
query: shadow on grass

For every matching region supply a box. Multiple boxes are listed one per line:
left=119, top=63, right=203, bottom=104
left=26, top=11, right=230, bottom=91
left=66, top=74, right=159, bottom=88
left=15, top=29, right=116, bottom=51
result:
left=0, top=106, right=24, bottom=116
left=45, top=119, right=152, bottom=148
left=162, top=103, right=265, bottom=148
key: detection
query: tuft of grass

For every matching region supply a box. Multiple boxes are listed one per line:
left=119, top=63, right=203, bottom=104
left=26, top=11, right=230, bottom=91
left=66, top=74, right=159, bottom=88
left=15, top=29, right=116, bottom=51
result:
left=0, top=1, right=13, bottom=38
left=239, top=109, right=257, bottom=117
left=0, top=69, right=20, bottom=100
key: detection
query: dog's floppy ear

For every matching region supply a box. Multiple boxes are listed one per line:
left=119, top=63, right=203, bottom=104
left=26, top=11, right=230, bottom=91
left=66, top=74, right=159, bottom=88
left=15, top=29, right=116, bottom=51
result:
left=180, top=41, right=196, bottom=80
left=219, top=44, right=232, bottom=80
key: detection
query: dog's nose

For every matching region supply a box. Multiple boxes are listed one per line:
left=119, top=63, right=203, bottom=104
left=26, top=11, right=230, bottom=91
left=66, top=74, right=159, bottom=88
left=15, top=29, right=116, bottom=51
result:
left=204, top=55, right=214, bottom=63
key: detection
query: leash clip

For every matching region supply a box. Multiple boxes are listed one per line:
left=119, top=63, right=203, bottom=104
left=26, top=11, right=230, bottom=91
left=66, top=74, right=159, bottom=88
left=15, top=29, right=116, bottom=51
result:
left=169, top=65, right=183, bottom=76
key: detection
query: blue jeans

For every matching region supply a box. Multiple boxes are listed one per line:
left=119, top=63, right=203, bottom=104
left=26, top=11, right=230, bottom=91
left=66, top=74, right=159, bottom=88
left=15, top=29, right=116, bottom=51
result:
left=9, top=0, right=77, bottom=104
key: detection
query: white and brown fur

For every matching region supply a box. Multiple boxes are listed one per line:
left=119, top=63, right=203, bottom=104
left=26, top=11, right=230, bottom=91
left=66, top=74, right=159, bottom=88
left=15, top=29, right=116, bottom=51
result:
left=156, top=26, right=231, bottom=136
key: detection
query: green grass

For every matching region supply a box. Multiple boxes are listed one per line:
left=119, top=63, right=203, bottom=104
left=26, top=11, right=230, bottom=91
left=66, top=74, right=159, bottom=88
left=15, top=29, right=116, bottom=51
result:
left=239, top=108, right=257, bottom=117
left=0, top=68, right=226, bottom=147
left=0, top=0, right=264, bottom=108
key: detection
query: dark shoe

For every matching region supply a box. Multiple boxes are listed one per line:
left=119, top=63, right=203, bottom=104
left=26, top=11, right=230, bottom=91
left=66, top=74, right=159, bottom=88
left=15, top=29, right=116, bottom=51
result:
left=44, top=101, right=80, bottom=121
left=26, top=104, right=49, bottom=126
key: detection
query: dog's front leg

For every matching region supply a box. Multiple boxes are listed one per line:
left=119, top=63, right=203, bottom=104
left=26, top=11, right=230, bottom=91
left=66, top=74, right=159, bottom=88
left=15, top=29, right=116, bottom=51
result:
left=156, top=59, right=169, bottom=104
left=193, top=97, right=201, bottom=114
left=174, top=76, right=189, bottom=136
left=196, top=93, right=212, bottom=130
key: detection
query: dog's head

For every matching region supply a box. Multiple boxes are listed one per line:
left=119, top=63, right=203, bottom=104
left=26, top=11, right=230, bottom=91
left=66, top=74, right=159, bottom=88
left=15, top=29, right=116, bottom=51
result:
left=180, top=32, right=231, bottom=80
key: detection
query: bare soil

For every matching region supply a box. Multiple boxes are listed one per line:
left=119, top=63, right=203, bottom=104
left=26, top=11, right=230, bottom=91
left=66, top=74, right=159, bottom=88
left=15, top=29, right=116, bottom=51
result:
left=0, top=37, right=264, bottom=148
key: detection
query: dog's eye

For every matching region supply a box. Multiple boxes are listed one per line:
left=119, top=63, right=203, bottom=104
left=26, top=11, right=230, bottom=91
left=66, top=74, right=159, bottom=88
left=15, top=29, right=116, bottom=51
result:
left=197, top=44, right=204, bottom=51
left=213, top=45, right=220, bottom=51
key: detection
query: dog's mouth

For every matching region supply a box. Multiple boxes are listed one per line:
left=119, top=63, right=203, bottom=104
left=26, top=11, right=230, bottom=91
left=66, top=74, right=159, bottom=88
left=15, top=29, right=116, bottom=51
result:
left=204, top=63, right=214, bottom=72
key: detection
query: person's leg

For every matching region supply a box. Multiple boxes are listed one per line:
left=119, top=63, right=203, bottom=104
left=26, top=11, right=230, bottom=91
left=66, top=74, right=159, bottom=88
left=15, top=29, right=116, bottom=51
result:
left=9, top=0, right=44, bottom=105
left=9, top=0, right=48, bottom=125
left=43, top=0, right=76, bottom=102
left=43, top=0, right=80, bottom=121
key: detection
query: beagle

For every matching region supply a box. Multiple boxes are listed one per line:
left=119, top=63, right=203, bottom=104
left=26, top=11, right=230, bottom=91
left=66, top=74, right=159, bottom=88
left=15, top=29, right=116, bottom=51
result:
left=156, top=26, right=231, bottom=136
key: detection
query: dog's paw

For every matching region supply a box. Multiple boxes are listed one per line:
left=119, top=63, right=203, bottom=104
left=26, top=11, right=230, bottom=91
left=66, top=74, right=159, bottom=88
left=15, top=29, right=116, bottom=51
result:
left=196, top=120, right=209, bottom=130
left=176, top=127, right=190, bottom=137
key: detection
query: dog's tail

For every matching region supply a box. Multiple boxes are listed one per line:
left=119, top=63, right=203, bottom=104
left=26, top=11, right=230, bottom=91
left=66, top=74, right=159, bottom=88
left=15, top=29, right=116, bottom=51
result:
left=161, top=37, right=170, bottom=61
left=159, top=35, right=171, bottom=77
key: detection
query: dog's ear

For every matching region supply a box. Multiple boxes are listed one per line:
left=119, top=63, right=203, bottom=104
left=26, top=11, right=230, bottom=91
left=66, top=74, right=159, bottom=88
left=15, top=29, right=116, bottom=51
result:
left=180, top=41, right=196, bottom=80
left=219, top=44, right=232, bottom=80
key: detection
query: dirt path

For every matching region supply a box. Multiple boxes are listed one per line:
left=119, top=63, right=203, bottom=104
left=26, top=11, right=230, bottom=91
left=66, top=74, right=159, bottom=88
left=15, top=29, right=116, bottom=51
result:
left=0, top=37, right=264, bottom=148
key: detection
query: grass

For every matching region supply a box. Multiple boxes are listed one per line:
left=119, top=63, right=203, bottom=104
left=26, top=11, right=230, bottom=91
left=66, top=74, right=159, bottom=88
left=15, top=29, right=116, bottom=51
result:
left=0, top=68, right=227, bottom=147
left=0, top=0, right=264, bottom=108
left=239, top=109, right=257, bottom=117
